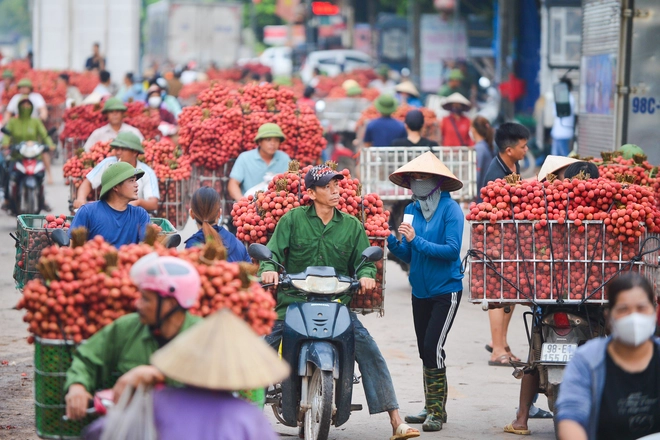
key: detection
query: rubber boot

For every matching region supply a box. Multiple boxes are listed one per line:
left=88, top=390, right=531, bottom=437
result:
left=440, top=369, right=448, bottom=423
left=404, top=370, right=427, bottom=424
left=422, top=367, right=446, bottom=432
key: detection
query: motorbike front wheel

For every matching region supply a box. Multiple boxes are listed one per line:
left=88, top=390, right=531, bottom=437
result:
left=304, top=368, right=333, bottom=440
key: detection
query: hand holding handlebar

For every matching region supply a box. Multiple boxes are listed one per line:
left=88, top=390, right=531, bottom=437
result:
left=261, top=271, right=280, bottom=286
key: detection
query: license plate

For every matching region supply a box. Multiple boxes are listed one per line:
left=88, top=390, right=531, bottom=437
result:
left=540, top=343, right=577, bottom=363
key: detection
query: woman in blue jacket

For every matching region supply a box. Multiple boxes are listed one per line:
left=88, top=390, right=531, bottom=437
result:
left=387, top=152, right=464, bottom=432
left=184, top=187, right=250, bottom=263
left=555, top=273, right=659, bottom=440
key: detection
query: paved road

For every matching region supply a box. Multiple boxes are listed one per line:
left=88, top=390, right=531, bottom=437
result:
left=0, top=163, right=557, bottom=439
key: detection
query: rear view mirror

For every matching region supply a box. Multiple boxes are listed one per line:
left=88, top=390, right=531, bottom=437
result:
left=361, top=246, right=383, bottom=262
left=249, top=243, right=273, bottom=261
left=51, top=229, right=70, bottom=247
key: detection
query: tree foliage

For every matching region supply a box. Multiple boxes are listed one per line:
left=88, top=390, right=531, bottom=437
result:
left=0, top=0, right=31, bottom=37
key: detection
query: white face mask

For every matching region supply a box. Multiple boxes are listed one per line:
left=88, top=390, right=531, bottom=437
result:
left=610, top=313, right=657, bottom=347
left=148, top=96, right=162, bottom=108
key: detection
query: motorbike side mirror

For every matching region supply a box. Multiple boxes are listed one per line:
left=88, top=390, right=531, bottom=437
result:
left=47, top=127, right=57, bottom=137
left=249, top=243, right=273, bottom=261
left=553, top=81, right=572, bottom=118
left=361, top=246, right=383, bottom=262
left=164, top=234, right=181, bottom=249
left=1, top=126, right=11, bottom=136
left=51, top=229, right=70, bottom=247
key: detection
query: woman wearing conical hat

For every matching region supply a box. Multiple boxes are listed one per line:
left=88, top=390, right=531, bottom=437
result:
left=387, top=152, right=464, bottom=432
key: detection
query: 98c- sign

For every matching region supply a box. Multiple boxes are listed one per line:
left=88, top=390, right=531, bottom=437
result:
left=632, top=97, right=658, bottom=114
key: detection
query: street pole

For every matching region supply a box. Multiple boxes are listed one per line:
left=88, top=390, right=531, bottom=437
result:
left=250, top=0, right=257, bottom=52
left=410, top=0, right=421, bottom=86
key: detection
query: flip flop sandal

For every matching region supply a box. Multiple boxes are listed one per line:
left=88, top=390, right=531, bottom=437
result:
left=485, top=345, right=513, bottom=354
left=504, top=423, right=531, bottom=435
left=390, top=423, right=420, bottom=440
left=488, top=354, right=513, bottom=367
left=529, top=408, right=553, bottom=419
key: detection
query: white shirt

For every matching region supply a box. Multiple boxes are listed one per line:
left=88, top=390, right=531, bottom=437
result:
left=83, top=123, right=144, bottom=152
left=551, top=94, right=576, bottom=140
left=92, top=84, right=112, bottom=97
left=86, top=157, right=160, bottom=200
left=6, top=92, right=47, bottom=117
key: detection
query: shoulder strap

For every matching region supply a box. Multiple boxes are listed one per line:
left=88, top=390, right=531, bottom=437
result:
left=448, top=117, right=466, bottom=146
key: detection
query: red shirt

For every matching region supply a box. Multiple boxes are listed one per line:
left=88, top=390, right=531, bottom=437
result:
left=440, top=115, right=474, bottom=147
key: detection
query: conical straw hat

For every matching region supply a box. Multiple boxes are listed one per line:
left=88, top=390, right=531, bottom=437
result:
left=395, top=81, right=420, bottom=97
left=537, top=155, right=581, bottom=181
left=150, top=309, right=290, bottom=390
left=441, top=92, right=471, bottom=111
left=389, top=151, right=463, bottom=192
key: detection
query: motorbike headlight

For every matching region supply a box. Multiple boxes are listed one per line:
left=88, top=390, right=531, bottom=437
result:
left=291, top=276, right=351, bottom=295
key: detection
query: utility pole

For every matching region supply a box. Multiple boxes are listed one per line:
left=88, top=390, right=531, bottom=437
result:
left=409, top=0, right=421, bottom=85
left=367, top=0, right=376, bottom=58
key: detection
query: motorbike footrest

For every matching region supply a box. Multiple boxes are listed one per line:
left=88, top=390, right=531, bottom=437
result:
left=350, top=404, right=363, bottom=412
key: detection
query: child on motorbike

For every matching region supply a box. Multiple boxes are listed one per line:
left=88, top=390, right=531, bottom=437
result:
left=184, top=186, right=250, bottom=263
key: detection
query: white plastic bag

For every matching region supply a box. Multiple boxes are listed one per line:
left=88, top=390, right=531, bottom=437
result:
left=100, top=384, right=157, bottom=440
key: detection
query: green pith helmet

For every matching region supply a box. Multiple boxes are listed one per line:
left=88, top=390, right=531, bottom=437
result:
left=254, top=123, right=286, bottom=142
left=377, top=64, right=389, bottom=77
left=346, top=85, right=363, bottom=97
left=17, top=78, right=33, bottom=89
left=100, top=162, right=145, bottom=199
left=2, top=70, right=14, bottom=79
left=448, top=69, right=465, bottom=81
left=102, top=97, right=128, bottom=113
left=110, top=131, right=145, bottom=154
left=618, top=144, right=646, bottom=159
left=374, top=94, right=398, bottom=116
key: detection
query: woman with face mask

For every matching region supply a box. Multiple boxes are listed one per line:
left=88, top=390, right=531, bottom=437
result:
left=386, top=152, right=465, bottom=433
left=145, top=85, right=176, bottom=125
left=555, top=273, right=660, bottom=440
left=439, top=93, right=474, bottom=147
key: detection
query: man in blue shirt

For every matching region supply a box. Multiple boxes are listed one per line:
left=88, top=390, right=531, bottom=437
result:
left=227, top=123, right=290, bottom=201
left=69, top=162, right=150, bottom=247
left=363, top=94, right=407, bottom=147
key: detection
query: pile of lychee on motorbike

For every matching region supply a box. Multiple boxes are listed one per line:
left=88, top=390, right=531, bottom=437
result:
left=1, top=95, right=55, bottom=212
left=73, top=131, right=159, bottom=213
left=66, top=253, right=286, bottom=440
left=254, top=164, right=421, bottom=440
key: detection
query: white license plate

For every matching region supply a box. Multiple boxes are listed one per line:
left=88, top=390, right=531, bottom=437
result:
left=540, top=343, right=577, bottom=363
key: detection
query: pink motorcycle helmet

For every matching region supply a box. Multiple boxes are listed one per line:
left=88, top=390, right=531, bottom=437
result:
left=130, top=253, right=200, bottom=309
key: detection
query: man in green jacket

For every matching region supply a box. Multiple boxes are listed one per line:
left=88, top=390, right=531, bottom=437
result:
left=259, top=165, right=420, bottom=440
left=64, top=254, right=202, bottom=421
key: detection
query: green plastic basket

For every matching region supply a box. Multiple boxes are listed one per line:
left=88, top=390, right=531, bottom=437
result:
left=238, top=388, right=266, bottom=408
left=13, top=215, right=74, bottom=290
left=150, top=217, right=177, bottom=237
left=34, top=337, right=93, bottom=439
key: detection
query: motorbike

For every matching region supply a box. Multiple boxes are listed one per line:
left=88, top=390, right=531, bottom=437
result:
left=508, top=303, right=606, bottom=412
left=248, top=243, right=383, bottom=440
left=4, top=140, right=48, bottom=215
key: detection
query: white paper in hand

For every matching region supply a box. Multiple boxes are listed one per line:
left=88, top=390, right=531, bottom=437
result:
left=403, top=214, right=414, bottom=225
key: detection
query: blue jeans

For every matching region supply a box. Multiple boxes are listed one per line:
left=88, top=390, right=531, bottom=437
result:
left=266, top=313, right=399, bottom=415
left=551, top=138, right=571, bottom=156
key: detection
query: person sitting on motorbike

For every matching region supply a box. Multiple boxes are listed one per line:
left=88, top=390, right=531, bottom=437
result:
left=556, top=273, right=660, bottom=440
left=74, top=131, right=159, bottom=211
left=84, top=309, right=287, bottom=440
left=395, top=81, right=422, bottom=108
left=1, top=95, right=55, bottom=205
left=228, top=123, right=290, bottom=201
left=64, top=253, right=202, bottom=422
left=184, top=186, right=250, bottom=263
left=504, top=158, right=601, bottom=436
left=145, top=84, right=176, bottom=124
left=4, top=78, right=48, bottom=122
left=259, top=165, right=421, bottom=440
left=387, top=152, right=464, bottom=432
left=83, top=98, right=144, bottom=152
left=68, top=162, right=151, bottom=248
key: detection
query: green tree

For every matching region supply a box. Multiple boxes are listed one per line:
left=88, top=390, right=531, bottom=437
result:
left=242, top=0, right=284, bottom=47
left=0, top=0, right=31, bottom=37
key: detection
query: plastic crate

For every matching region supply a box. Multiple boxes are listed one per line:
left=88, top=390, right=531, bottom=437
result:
left=34, top=337, right=93, bottom=439
left=157, top=179, right=190, bottom=229
left=13, top=215, right=74, bottom=290
left=467, top=220, right=660, bottom=305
